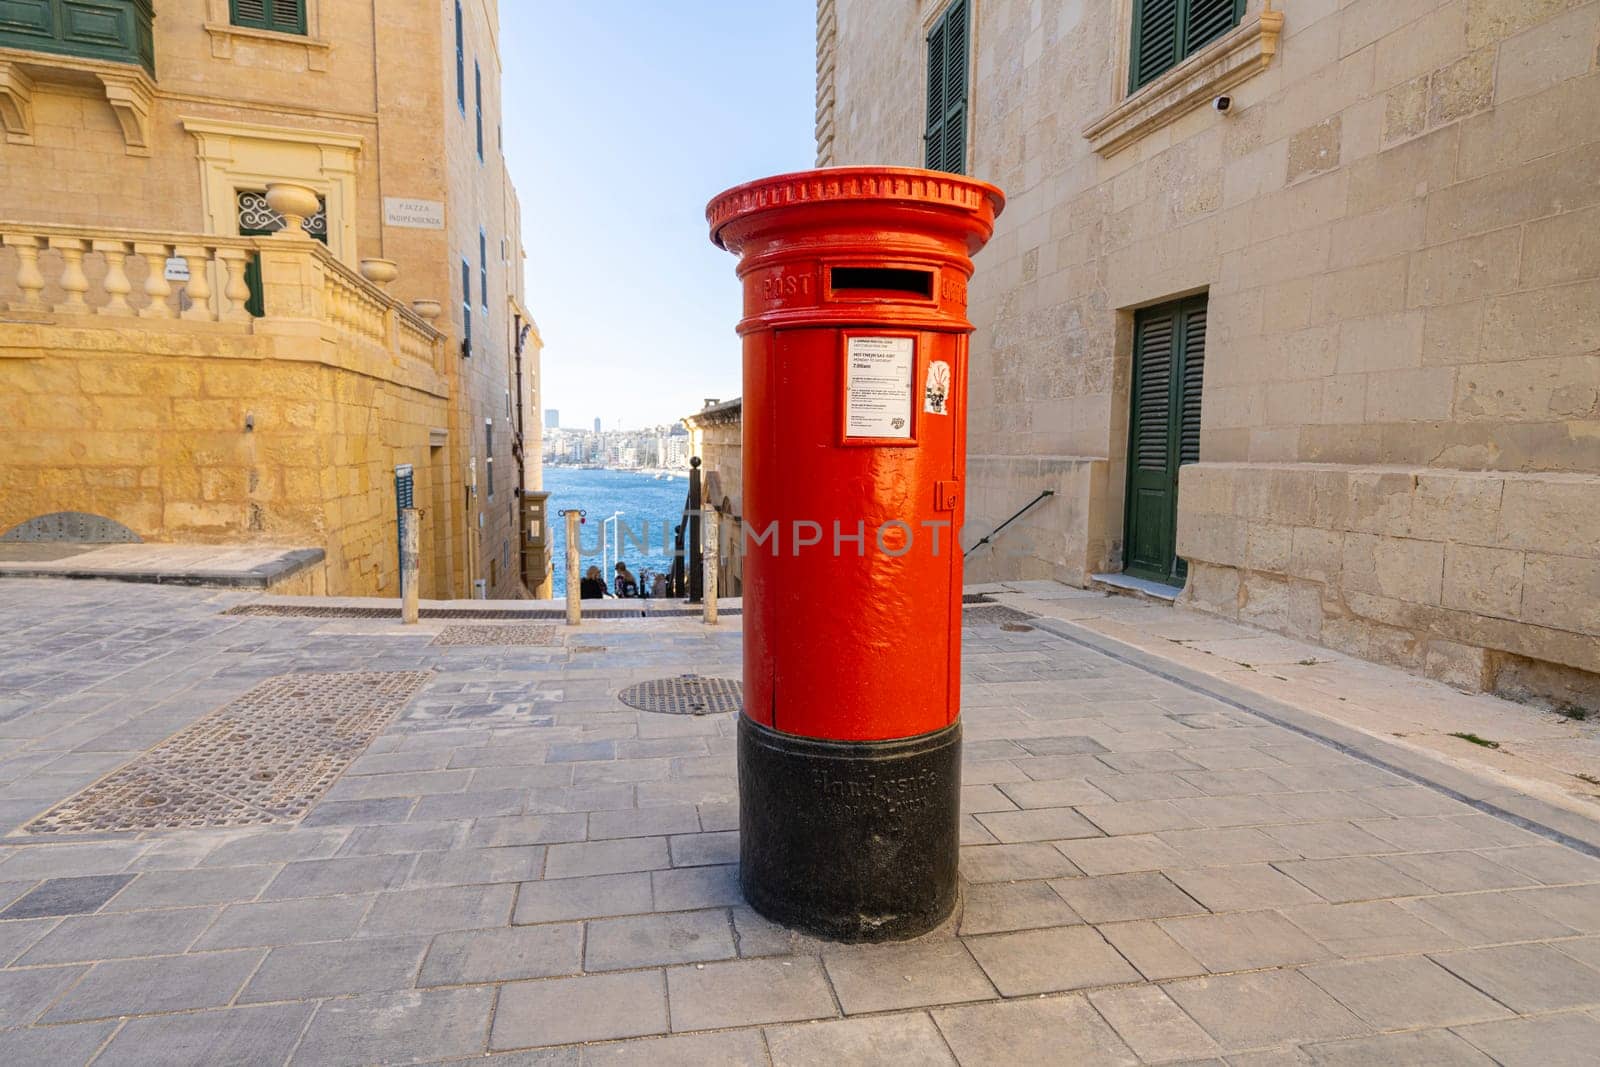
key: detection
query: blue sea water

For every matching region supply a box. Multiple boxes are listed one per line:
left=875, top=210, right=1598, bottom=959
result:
left=542, top=467, right=694, bottom=597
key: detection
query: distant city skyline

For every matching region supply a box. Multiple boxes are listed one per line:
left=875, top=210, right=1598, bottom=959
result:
left=502, top=3, right=814, bottom=431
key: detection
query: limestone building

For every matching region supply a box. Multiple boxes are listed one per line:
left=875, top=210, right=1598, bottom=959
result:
left=818, top=0, right=1599, bottom=708
left=0, top=0, right=538, bottom=598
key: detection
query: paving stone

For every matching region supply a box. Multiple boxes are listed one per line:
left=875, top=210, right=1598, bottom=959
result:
left=767, top=1013, right=957, bottom=1066
left=932, top=994, right=1138, bottom=1065
left=1402, top=890, right=1581, bottom=942
left=1380, top=850, right=1540, bottom=893
left=1453, top=1011, right=1600, bottom=1066
left=1087, top=772, right=1206, bottom=802
left=1050, top=872, right=1206, bottom=924
left=996, top=777, right=1112, bottom=809
left=1097, top=750, right=1200, bottom=773
left=666, top=957, right=837, bottom=1031
left=261, top=854, right=414, bottom=899
left=200, top=828, right=349, bottom=866
left=1097, top=920, right=1209, bottom=981
left=0, top=964, right=87, bottom=1027
left=1301, top=955, right=1512, bottom=1030
left=729, top=904, right=830, bottom=959
left=301, top=797, right=417, bottom=827
left=419, top=922, right=583, bottom=985
left=1167, top=864, right=1322, bottom=911
left=1077, top=800, right=1199, bottom=835
left=412, top=789, right=526, bottom=821
left=339, top=822, right=464, bottom=856
left=1479, top=845, right=1600, bottom=886
left=967, top=924, right=1139, bottom=995
left=545, top=837, right=669, bottom=879
left=1088, top=985, right=1221, bottom=1063
left=1431, top=943, right=1600, bottom=1012
left=584, top=908, right=734, bottom=971
left=193, top=893, right=373, bottom=950
left=0, top=1020, right=117, bottom=1063
left=582, top=1030, right=768, bottom=1067
left=651, top=863, right=741, bottom=910
left=1260, top=821, right=1397, bottom=859
left=42, top=948, right=264, bottom=1023
left=973, top=805, right=1103, bottom=843
left=1556, top=935, right=1600, bottom=971
left=17, top=905, right=218, bottom=964
left=1164, top=970, right=1369, bottom=1049
left=1162, top=909, right=1329, bottom=971
left=1156, top=827, right=1296, bottom=866
left=589, top=805, right=701, bottom=840
left=407, top=845, right=544, bottom=887
left=242, top=935, right=428, bottom=1001
left=0, top=873, right=131, bottom=918
left=0, top=915, right=56, bottom=967
left=667, top=830, right=738, bottom=867
left=493, top=970, right=667, bottom=1049
left=824, top=939, right=995, bottom=1013
left=294, top=987, right=495, bottom=1064
left=1513, top=883, right=1600, bottom=933
left=96, top=1002, right=317, bottom=1066
left=514, top=872, right=653, bottom=923
left=467, top=813, right=588, bottom=848
left=359, top=882, right=515, bottom=938
left=1274, top=856, right=1434, bottom=903
left=1300, top=1029, right=1495, bottom=1066
left=108, top=865, right=279, bottom=909
left=1057, top=834, right=1185, bottom=876
left=0, top=841, right=148, bottom=879
left=961, top=842, right=1082, bottom=882
left=958, top=878, right=1081, bottom=935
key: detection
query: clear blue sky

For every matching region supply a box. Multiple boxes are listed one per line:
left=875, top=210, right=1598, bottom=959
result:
left=502, top=2, right=816, bottom=432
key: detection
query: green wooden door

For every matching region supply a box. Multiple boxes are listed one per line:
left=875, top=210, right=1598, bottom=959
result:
left=1124, top=295, right=1206, bottom=586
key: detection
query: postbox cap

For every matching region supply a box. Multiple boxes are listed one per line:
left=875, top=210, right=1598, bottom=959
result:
left=707, top=166, right=1005, bottom=254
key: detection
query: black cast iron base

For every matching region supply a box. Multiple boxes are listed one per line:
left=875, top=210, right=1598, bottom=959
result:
left=737, top=715, right=962, bottom=942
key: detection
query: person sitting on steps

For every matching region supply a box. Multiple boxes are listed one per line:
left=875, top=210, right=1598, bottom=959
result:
left=613, top=561, right=639, bottom=598
left=579, top=565, right=607, bottom=600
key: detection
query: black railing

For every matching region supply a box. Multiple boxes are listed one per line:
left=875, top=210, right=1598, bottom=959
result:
left=964, top=489, right=1056, bottom=558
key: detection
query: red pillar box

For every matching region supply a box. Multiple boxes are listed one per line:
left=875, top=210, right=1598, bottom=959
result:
left=707, top=167, right=1004, bottom=940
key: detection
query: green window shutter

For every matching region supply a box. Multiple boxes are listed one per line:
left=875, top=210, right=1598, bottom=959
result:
left=1130, top=0, right=1242, bottom=91
left=231, top=0, right=305, bottom=35
left=455, top=1, right=465, bottom=112
left=923, top=0, right=969, bottom=174
left=475, top=61, right=484, bottom=160
left=461, top=259, right=473, bottom=357
left=1177, top=301, right=1206, bottom=468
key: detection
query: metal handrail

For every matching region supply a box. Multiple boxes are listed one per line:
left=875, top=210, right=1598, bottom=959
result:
left=964, top=489, right=1056, bottom=558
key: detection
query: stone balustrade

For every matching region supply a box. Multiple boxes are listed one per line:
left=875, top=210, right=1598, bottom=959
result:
left=0, top=221, right=445, bottom=372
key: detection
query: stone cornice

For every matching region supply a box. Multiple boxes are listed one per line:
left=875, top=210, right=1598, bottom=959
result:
left=1083, top=12, right=1284, bottom=158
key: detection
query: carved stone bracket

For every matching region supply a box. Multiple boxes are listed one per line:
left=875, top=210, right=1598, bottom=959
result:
left=1083, top=11, right=1285, bottom=158
left=0, top=59, right=34, bottom=144
left=97, top=70, right=154, bottom=156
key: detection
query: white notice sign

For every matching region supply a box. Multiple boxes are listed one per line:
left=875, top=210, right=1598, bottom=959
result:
left=384, top=197, right=446, bottom=229
left=845, top=335, right=915, bottom=439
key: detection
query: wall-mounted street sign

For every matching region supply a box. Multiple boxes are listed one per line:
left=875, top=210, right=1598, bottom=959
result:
left=164, top=257, right=190, bottom=282
left=383, top=198, right=446, bottom=230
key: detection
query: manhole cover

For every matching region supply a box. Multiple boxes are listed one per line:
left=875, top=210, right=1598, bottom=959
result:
left=24, top=671, right=431, bottom=834
left=962, top=604, right=1037, bottom=625
left=431, top=624, right=560, bottom=647
left=618, top=675, right=743, bottom=716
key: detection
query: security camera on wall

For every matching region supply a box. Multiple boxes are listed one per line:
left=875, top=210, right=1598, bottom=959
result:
left=1213, top=95, right=1232, bottom=113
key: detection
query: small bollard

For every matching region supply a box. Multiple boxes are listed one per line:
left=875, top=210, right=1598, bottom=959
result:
left=399, top=507, right=419, bottom=625
left=703, top=509, right=719, bottom=626
left=561, top=509, right=583, bottom=626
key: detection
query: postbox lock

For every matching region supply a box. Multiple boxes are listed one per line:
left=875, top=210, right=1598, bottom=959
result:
left=936, top=480, right=961, bottom=511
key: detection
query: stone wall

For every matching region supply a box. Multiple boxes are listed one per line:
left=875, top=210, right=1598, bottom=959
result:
left=823, top=0, right=1600, bottom=706
left=0, top=320, right=453, bottom=599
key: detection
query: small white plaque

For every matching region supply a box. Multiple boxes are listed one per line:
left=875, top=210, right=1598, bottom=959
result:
left=163, top=257, right=190, bottom=282
left=845, top=335, right=915, bottom=440
left=384, top=197, right=446, bottom=230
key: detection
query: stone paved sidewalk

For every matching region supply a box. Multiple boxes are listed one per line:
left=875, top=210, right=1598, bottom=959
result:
left=0, top=579, right=1597, bottom=1064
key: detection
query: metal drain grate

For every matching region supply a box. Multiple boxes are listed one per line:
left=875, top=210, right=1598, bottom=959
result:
left=617, top=675, right=743, bottom=716
left=430, top=624, right=560, bottom=647
left=963, top=604, right=1038, bottom=625
left=24, top=671, right=431, bottom=834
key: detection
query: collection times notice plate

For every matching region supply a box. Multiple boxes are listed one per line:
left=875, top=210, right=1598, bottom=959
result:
left=845, top=335, right=915, bottom=439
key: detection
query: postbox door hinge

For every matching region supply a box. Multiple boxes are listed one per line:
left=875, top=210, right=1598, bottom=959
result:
left=935, top=480, right=960, bottom=511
